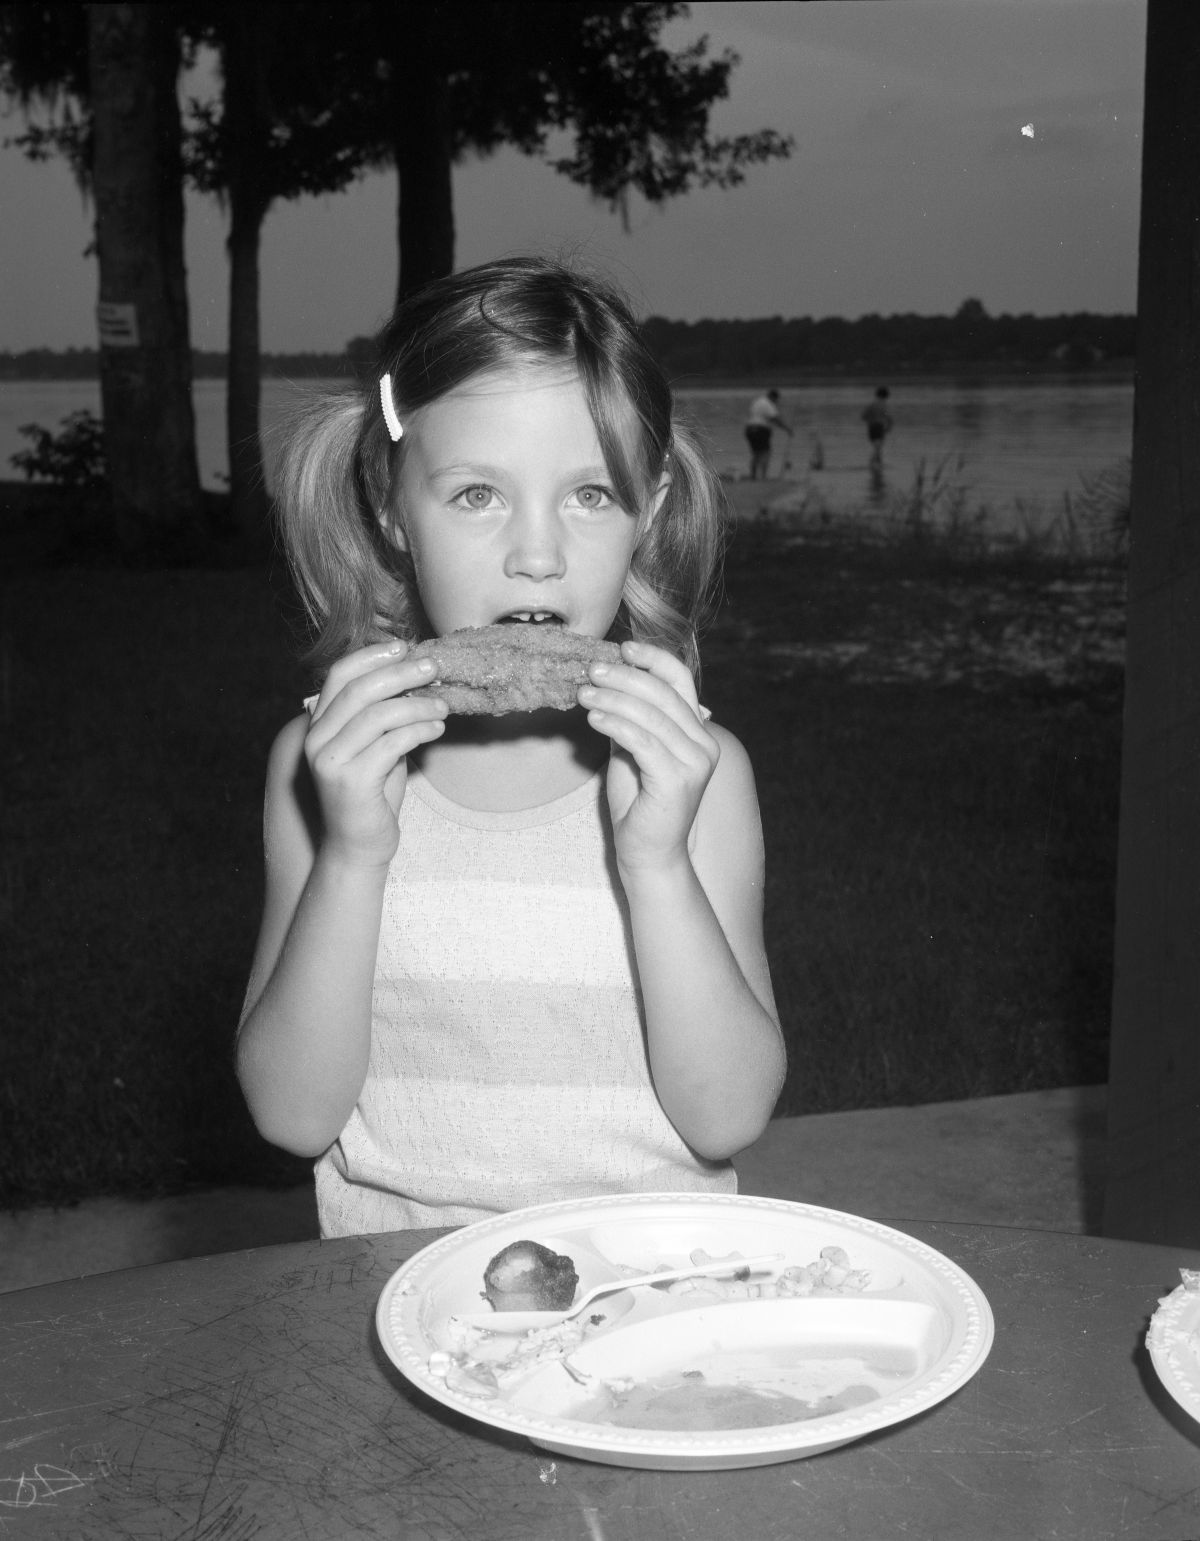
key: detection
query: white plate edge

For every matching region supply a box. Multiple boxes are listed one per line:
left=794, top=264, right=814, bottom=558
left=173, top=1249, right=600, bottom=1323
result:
left=1147, top=1278, right=1200, bottom=1421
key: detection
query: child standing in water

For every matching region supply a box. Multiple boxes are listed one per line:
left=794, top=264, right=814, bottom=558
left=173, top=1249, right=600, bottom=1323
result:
left=237, top=257, right=785, bottom=1236
left=862, top=386, right=894, bottom=469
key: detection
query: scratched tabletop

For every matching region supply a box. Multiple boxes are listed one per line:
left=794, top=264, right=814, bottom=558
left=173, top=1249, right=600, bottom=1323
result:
left=1, top=1221, right=1197, bottom=1541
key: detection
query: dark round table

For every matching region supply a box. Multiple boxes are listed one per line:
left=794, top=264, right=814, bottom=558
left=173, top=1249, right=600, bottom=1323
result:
left=1, top=1220, right=1197, bottom=1539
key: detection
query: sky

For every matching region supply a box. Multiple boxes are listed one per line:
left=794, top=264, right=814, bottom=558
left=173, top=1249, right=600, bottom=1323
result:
left=0, top=0, right=1147, bottom=353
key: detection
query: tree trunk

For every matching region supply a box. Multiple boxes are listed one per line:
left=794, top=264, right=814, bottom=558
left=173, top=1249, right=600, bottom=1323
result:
left=225, top=187, right=272, bottom=547
left=1103, top=0, right=1200, bottom=1244
left=87, top=3, right=203, bottom=560
left=392, top=6, right=455, bottom=305
left=219, top=10, right=273, bottom=550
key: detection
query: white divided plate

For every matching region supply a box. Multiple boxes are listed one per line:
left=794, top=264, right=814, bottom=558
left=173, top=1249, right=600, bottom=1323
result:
left=375, top=1192, right=994, bottom=1470
left=1147, top=1270, right=1200, bottom=1423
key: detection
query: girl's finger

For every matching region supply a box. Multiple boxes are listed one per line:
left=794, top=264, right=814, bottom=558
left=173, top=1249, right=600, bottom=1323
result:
left=589, top=714, right=710, bottom=842
left=311, top=648, right=441, bottom=731
left=617, top=641, right=703, bottom=715
left=581, top=688, right=717, bottom=777
left=309, top=692, right=448, bottom=766
left=312, top=639, right=408, bottom=713
left=583, top=661, right=712, bottom=748
left=309, top=716, right=446, bottom=816
left=344, top=717, right=447, bottom=781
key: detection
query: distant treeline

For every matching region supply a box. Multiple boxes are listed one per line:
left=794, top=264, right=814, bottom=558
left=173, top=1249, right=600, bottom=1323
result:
left=641, top=302, right=1136, bottom=379
left=1, top=303, right=1136, bottom=381
left=0, top=348, right=361, bottom=381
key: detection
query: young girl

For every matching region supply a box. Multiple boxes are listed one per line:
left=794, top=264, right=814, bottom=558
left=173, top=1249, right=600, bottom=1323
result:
left=237, top=256, right=786, bottom=1236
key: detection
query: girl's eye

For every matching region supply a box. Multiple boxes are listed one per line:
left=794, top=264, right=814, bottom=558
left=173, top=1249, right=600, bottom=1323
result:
left=454, top=484, right=498, bottom=511
left=572, top=484, right=616, bottom=511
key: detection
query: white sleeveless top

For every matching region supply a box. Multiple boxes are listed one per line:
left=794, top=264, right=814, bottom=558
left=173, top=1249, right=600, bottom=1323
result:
left=314, top=766, right=736, bottom=1235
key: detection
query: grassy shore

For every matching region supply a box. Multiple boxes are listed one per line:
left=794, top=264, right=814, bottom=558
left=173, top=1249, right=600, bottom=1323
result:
left=0, top=483, right=1123, bottom=1207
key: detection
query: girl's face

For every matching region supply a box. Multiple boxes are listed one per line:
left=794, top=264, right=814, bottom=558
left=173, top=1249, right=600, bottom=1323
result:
left=392, top=364, right=654, bottom=640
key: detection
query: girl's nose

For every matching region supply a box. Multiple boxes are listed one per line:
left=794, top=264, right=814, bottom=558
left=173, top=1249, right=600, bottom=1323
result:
left=502, top=508, right=566, bottom=580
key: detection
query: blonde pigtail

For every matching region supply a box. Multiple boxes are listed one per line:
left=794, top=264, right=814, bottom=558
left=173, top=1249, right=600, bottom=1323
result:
left=620, top=422, right=727, bottom=682
left=273, top=390, right=417, bottom=676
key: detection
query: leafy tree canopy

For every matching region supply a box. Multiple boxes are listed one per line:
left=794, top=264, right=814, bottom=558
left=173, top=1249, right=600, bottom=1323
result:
left=0, top=2, right=92, bottom=175
left=386, top=2, right=792, bottom=205
left=180, top=3, right=387, bottom=209
left=3, top=2, right=791, bottom=210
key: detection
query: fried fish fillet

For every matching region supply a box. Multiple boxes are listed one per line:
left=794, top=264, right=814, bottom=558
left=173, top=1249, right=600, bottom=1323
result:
left=409, top=624, right=621, bottom=715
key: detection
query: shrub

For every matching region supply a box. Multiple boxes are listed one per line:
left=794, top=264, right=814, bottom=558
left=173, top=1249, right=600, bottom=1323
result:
left=11, top=410, right=108, bottom=492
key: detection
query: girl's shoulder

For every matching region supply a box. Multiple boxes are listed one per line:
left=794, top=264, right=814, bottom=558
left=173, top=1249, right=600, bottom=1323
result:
left=691, top=719, right=765, bottom=895
left=265, top=712, right=311, bottom=787
left=260, top=713, right=321, bottom=858
left=272, top=709, right=311, bottom=755
left=700, top=720, right=760, bottom=822
left=707, top=719, right=753, bottom=774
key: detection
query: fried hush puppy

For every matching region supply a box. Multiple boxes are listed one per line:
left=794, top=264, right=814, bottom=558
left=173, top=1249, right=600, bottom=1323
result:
left=482, top=1239, right=579, bottom=1313
left=409, top=624, right=621, bottom=716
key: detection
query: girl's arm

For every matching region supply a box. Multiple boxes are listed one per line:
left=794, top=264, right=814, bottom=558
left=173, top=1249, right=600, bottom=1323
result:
left=621, top=726, right=785, bottom=1160
left=235, top=717, right=383, bottom=1155
left=581, top=646, right=786, bottom=1159
left=236, top=644, right=446, bottom=1156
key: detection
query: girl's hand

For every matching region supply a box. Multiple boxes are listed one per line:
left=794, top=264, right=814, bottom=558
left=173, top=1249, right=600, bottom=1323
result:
left=304, top=640, right=447, bottom=868
left=579, top=640, right=719, bottom=877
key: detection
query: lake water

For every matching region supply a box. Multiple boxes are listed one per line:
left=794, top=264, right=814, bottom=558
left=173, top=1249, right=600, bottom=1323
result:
left=0, top=374, right=1132, bottom=527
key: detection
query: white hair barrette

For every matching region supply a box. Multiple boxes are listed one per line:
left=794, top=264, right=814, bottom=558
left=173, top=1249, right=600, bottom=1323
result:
left=379, top=373, right=404, bottom=442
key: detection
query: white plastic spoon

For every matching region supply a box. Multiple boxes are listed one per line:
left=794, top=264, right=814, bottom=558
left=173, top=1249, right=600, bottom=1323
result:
left=454, top=1252, right=785, bottom=1334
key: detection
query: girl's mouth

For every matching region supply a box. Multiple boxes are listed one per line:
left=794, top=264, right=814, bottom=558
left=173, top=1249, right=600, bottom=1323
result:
left=496, top=611, right=565, bottom=625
